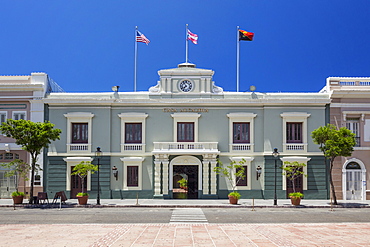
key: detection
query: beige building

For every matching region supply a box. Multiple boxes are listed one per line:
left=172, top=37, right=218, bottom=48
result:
left=0, top=73, right=63, bottom=198
left=324, top=77, right=370, bottom=200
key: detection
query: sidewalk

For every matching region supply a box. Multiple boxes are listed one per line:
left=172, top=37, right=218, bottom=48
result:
left=1, top=198, right=369, bottom=208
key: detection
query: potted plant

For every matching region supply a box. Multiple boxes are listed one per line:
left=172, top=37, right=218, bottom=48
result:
left=71, top=161, right=98, bottom=205
left=282, top=161, right=307, bottom=206
left=1, top=159, right=31, bottom=204
left=214, top=158, right=247, bottom=204
left=177, top=178, right=188, bottom=190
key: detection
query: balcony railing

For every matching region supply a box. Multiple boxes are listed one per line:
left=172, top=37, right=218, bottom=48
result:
left=284, top=143, right=307, bottom=151
left=122, top=144, right=145, bottom=152
left=230, top=144, right=252, bottom=151
left=67, top=143, right=90, bottom=152
left=153, top=142, right=218, bottom=153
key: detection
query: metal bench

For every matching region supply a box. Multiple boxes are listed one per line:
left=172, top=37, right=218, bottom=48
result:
left=52, top=191, right=68, bottom=204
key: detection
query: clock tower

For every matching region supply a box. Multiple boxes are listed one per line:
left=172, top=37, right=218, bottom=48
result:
left=149, top=63, right=223, bottom=95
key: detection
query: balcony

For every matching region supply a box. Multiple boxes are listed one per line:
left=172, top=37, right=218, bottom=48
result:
left=230, top=143, right=253, bottom=152
left=152, top=142, right=219, bottom=155
left=284, top=143, right=307, bottom=152
left=67, top=143, right=91, bottom=153
left=121, top=143, right=145, bottom=153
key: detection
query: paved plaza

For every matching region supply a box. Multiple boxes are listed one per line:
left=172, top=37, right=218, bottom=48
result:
left=1, top=223, right=370, bottom=246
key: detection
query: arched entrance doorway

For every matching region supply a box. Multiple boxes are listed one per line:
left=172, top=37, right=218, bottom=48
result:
left=342, top=159, right=366, bottom=200
left=170, top=156, right=202, bottom=199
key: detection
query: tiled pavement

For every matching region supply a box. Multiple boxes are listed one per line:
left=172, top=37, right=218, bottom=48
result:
left=1, top=223, right=370, bottom=246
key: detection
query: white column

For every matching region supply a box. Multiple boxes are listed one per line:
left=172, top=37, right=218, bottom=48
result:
left=210, top=160, right=217, bottom=194
left=162, top=161, right=169, bottom=195
left=202, top=160, right=209, bottom=194
left=154, top=161, right=162, bottom=196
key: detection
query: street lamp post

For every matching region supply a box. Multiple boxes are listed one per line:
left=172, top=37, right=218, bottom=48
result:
left=95, top=147, right=102, bottom=205
left=272, top=148, right=279, bottom=206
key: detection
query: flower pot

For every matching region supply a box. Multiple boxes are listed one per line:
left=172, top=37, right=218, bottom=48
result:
left=12, top=195, right=24, bottom=204
left=228, top=196, right=238, bottom=205
left=290, top=197, right=301, bottom=206
left=77, top=195, right=89, bottom=205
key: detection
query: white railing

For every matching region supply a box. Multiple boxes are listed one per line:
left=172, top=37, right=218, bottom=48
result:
left=285, top=143, right=306, bottom=151
left=68, top=143, right=90, bottom=151
left=122, top=144, right=145, bottom=152
left=153, top=142, right=218, bottom=151
left=230, top=144, right=252, bottom=151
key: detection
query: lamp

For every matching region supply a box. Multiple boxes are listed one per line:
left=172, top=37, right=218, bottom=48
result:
left=272, top=148, right=279, bottom=206
left=256, top=166, right=262, bottom=180
left=112, top=166, right=118, bottom=180
left=95, top=147, right=102, bottom=205
left=112, top=86, right=120, bottom=92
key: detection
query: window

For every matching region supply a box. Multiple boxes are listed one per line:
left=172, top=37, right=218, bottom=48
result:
left=125, top=123, right=142, bottom=143
left=346, top=118, right=360, bottom=147
left=227, top=113, right=257, bottom=152
left=5, top=153, right=13, bottom=160
left=121, top=157, right=144, bottom=190
left=12, top=111, right=26, bottom=120
left=286, top=122, right=302, bottom=143
left=72, top=123, right=88, bottom=143
left=233, top=123, right=250, bottom=143
left=127, top=166, right=139, bottom=187
left=236, top=166, right=248, bottom=186
left=177, top=122, right=194, bottom=142
left=118, top=113, right=148, bottom=153
left=0, top=112, right=7, bottom=124
left=64, top=112, right=94, bottom=153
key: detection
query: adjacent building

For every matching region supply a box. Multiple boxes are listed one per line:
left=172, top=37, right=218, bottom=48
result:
left=44, top=63, right=330, bottom=200
left=0, top=73, right=63, bottom=198
left=323, top=77, right=370, bottom=200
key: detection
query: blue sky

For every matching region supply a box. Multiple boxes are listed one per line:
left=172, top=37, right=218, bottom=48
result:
left=1, top=1, right=369, bottom=93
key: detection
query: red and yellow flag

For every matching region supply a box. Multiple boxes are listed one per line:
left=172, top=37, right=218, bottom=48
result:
left=239, top=29, right=254, bottom=41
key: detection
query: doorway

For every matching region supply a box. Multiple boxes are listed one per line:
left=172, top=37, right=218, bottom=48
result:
left=70, top=166, right=87, bottom=199
left=345, top=162, right=362, bottom=200
left=0, top=171, right=16, bottom=198
left=173, top=165, right=198, bottom=199
left=286, top=173, right=303, bottom=198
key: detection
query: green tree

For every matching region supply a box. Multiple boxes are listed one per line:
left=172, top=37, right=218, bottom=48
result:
left=71, top=161, right=98, bottom=195
left=311, top=124, right=356, bottom=205
left=281, top=161, right=307, bottom=195
left=213, top=158, right=247, bottom=199
left=0, top=119, right=61, bottom=203
left=0, top=159, right=31, bottom=194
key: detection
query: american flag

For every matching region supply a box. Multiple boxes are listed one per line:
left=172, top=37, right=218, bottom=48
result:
left=187, top=29, right=198, bottom=44
left=136, top=30, right=150, bottom=44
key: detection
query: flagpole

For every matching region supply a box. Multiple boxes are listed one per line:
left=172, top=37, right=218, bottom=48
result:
left=186, top=24, right=189, bottom=63
left=134, top=26, right=138, bottom=92
left=236, top=26, right=240, bottom=92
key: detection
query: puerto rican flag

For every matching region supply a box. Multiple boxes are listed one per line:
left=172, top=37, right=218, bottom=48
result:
left=187, top=29, right=198, bottom=44
left=136, top=30, right=150, bottom=45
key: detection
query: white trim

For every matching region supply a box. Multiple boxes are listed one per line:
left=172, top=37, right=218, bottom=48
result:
left=64, top=112, right=94, bottom=153
left=227, top=113, right=257, bottom=153
left=12, top=111, right=26, bottom=120
left=171, top=113, right=201, bottom=142
left=280, top=156, right=310, bottom=191
left=118, top=113, right=148, bottom=153
left=63, top=157, right=94, bottom=192
left=342, top=158, right=367, bottom=201
left=120, top=157, right=145, bottom=190
left=0, top=111, right=7, bottom=124
left=229, top=156, right=254, bottom=190
left=281, top=112, right=310, bottom=153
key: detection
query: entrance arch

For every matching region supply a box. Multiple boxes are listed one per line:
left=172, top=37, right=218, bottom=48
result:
left=342, top=158, right=366, bottom=200
left=170, top=156, right=202, bottom=199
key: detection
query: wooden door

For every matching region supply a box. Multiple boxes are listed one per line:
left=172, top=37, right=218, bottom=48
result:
left=70, top=166, right=87, bottom=199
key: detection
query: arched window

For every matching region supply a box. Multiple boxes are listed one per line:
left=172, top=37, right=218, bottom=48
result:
left=346, top=162, right=361, bottom=170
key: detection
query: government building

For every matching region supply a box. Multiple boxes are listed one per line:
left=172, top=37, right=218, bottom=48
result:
left=43, top=63, right=331, bottom=200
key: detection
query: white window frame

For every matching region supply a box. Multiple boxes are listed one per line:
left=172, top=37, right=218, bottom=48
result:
left=120, top=157, right=145, bottom=190
left=12, top=111, right=26, bottom=120
left=227, top=113, right=257, bottom=153
left=118, top=113, right=148, bottom=153
left=64, top=112, right=94, bottom=153
left=229, top=157, right=254, bottom=190
left=0, top=111, right=7, bottom=124
left=280, top=112, right=310, bottom=153
left=280, top=156, right=310, bottom=191
left=63, top=157, right=94, bottom=192
left=171, top=113, right=201, bottom=142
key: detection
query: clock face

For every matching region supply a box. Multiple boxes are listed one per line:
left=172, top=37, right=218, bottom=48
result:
left=179, top=80, right=193, bottom=92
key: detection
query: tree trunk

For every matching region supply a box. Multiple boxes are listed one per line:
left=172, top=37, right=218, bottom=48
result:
left=29, top=159, right=36, bottom=204
left=329, top=160, right=338, bottom=205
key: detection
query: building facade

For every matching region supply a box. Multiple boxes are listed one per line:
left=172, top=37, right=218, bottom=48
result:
left=324, top=77, right=370, bottom=200
left=44, top=63, right=330, bottom=200
left=0, top=73, right=63, bottom=198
